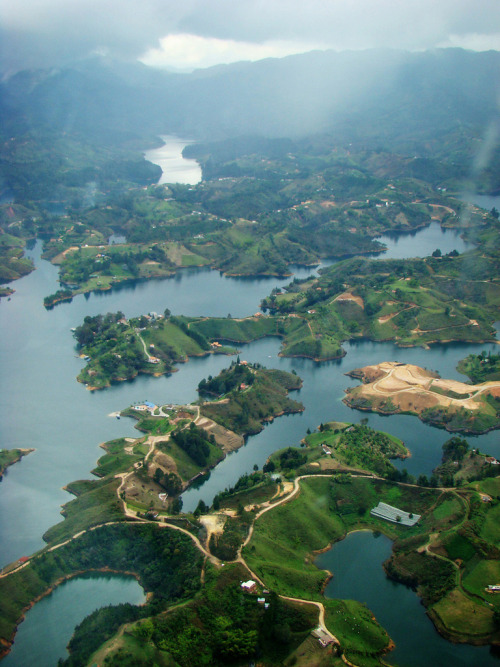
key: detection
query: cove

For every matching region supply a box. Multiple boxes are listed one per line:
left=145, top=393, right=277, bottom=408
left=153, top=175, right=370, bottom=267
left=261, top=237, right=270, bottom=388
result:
left=2, top=574, right=145, bottom=667
left=316, top=530, right=499, bottom=666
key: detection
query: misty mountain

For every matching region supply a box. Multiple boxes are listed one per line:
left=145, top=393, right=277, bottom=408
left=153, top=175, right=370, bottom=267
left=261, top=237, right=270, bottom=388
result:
left=1, top=48, right=500, bottom=204
left=2, top=48, right=499, bottom=148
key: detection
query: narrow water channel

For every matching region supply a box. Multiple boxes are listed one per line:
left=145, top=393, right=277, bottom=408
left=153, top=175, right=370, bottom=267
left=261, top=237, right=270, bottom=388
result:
left=316, top=531, right=499, bottom=666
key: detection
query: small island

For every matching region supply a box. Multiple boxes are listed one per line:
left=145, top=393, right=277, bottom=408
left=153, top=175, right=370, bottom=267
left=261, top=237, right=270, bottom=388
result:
left=0, top=448, right=34, bottom=479
left=344, top=361, right=500, bottom=434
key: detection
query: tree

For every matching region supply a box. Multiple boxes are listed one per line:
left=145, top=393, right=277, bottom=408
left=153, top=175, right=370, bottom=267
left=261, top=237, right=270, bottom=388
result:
left=442, top=437, right=469, bottom=462
left=194, top=499, right=208, bottom=516
left=432, top=248, right=442, bottom=258
left=171, top=497, right=183, bottom=514
left=263, top=459, right=276, bottom=473
left=491, top=207, right=499, bottom=220
left=153, top=467, right=164, bottom=485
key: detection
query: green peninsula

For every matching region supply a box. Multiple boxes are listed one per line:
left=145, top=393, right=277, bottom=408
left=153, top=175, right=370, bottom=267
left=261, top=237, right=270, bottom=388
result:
left=0, top=448, right=34, bottom=478
left=458, top=352, right=500, bottom=383
left=199, top=361, right=303, bottom=435
left=73, top=311, right=233, bottom=390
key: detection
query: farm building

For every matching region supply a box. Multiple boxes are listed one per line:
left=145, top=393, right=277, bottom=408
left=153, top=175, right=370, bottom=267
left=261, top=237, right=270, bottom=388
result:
left=370, top=502, right=420, bottom=527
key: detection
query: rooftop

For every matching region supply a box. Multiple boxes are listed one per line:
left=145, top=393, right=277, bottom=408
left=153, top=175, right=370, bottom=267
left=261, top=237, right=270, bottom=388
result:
left=370, top=501, right=420, bottom=527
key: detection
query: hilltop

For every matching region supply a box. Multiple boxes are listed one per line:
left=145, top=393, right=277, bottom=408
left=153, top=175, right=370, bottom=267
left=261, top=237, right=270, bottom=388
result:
left=344, top=361, right=500, bottom=434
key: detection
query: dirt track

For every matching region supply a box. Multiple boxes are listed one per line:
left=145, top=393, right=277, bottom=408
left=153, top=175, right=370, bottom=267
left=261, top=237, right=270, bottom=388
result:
left=348, top=361, right=500, bottom=414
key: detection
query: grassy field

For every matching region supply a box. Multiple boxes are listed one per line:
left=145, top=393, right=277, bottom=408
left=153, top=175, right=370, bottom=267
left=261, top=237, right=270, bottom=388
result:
left=244, top=477, right=345, bottom=600
left=156, top=438, right=224, bottom=483
left=463, top=560, right=500, bottom=603
left=91, top=438, right=143, bottom=478
left=431, top=589, right=495, bottom=639
left=42, top=477, right=124, bottom=544
left=480, top=502, right=500, bottom=545
left=324, top=600, right=391, bottom=665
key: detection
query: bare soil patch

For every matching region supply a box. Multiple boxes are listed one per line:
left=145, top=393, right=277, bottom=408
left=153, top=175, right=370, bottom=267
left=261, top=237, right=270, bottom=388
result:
left=196, top=417, right=244, bottom=453
left=346, top=361, right=500, bottom=415
left=334, top=292, right=364, bottom=308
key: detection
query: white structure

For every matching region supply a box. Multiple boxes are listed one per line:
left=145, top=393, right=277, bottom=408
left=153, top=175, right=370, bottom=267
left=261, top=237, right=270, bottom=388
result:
left=241, top=580, right=257, bottom=592
left=370, top=502, right=420, bottom=527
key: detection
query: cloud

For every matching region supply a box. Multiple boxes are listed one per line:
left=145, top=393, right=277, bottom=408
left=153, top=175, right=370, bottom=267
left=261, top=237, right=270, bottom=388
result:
left=437, top=32, right=500, bottom=52
left=1, top=0, right=500, bottom=74
left=140, top=34, right=328, bottom=70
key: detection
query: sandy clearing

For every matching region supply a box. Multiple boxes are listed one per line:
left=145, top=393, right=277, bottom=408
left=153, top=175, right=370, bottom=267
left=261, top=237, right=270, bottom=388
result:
left=334, top=292, right=364, bottom=308
left=378, top=312, right=398, bottom=323
left=347, top=361, right=500, bottom=414
left=51, top=245, right=79, bottom=264
left=199, top=514, right=226, bottom=544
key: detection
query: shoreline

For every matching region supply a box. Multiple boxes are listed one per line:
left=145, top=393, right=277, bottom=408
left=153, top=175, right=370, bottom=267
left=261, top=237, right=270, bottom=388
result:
left=342, top=397, right=500, bottom=436
left=0, top=449, right=35, bottom=478
left=0, top=567, right=146, bottom=661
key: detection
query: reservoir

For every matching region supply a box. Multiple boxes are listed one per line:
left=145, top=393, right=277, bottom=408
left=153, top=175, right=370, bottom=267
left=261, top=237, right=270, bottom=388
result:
left=144, top=135, right=202, bottom=185
left=316, top=531, right=499, bottom=666
left=0, top=138, right=497, bottom=665
left=2, top=574, right=145, bottom=667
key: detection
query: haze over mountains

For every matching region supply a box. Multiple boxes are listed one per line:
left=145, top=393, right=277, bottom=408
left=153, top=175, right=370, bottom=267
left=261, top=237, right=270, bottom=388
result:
left=1, top=47, right=500, bottom=204
left=2, top=48, right=499, bottom=144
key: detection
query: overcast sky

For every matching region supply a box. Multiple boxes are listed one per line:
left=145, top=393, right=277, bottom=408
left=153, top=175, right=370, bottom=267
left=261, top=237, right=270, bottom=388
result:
left=1, top=0, right=500, bottom=75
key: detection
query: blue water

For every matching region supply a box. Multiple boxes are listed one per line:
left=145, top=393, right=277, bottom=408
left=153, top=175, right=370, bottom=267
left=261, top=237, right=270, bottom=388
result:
left=317, top=531, right=499, bottom=666
left=2, top=574, right=145, bottom=667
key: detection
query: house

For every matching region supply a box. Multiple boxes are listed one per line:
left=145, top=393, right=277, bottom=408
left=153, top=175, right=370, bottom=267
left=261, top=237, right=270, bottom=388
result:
left=133, top=400, right=157, bottom=413
left=312, top=627, right=335, bottom=647
left=241, top=580, right=257, bottom=593
left=321, top=443, right=332, bottom=456
left=147, top=356, right=160, bottom=364
left=485, top=457, right=499, bottom=465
